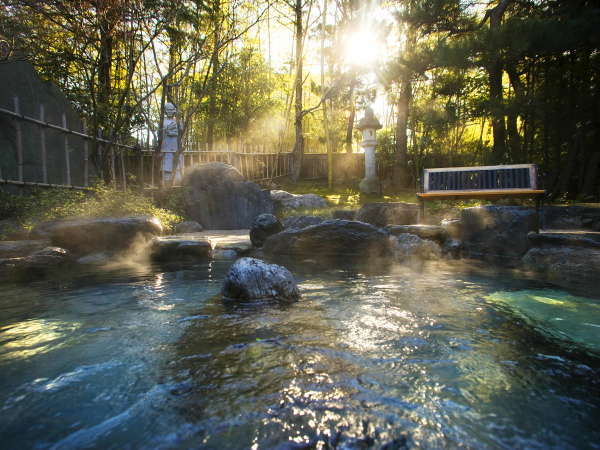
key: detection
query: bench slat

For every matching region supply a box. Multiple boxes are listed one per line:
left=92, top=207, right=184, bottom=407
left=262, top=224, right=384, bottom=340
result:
left=417, top=189, right=545, bottom=199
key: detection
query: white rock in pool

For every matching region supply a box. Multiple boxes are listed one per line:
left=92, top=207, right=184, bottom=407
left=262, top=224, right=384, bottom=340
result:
left=221, top=257, right=300, bottom=302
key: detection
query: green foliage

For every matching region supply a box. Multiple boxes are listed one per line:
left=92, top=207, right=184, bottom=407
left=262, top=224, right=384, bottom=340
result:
left=0, top=186, right=183, bottom=238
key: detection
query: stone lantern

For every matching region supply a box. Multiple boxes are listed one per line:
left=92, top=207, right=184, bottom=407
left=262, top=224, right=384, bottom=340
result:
left=357, top=106, right=382, bottom=195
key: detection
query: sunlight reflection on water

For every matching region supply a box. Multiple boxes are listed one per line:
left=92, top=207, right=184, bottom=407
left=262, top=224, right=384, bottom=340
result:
left=0, top=262, right=598, bottom=449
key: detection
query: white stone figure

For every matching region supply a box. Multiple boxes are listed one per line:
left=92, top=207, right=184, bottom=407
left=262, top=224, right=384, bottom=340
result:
left=357, top=106, right=382, bottom=195
left=161, top=102, right=184, bottom=183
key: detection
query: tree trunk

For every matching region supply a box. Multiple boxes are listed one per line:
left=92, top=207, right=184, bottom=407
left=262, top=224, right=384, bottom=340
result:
left=321, top=0, right=333, bottom=188
left=485, top=0, right=512, bottom=164
left=291, top=0, right=304, bottom=182
left=393, top=73, right=412, bottom=188
left=345, top=84, right=355, bottom=153
left=207, top=0, right=221, bottom=152
left=97, top=9, right=114, bottom=183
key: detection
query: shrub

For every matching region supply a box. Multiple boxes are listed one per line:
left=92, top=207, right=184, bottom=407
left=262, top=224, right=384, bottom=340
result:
left=0, top=185, right=183, bottom=238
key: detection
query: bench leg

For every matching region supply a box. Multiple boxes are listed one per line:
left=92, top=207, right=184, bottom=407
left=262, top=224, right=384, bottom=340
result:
left=535, top=197, right=543, bottom=233
left=418, top=197, right=425, bottom=224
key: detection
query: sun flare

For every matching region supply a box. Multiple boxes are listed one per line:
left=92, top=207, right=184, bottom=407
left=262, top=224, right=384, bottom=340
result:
left=343, top=28, right=382, bottom=68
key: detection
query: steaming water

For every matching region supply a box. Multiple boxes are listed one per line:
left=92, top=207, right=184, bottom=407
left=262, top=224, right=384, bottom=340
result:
left=0, top=260, right=599, bottom=449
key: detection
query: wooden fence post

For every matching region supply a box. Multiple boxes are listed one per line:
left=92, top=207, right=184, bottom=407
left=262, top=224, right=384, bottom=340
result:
left=151, top=152, right=155, bottom=188
left=13, top=96, right=23, bottom=182
left=111, top=147, right=116, bottom=188
left=39, top=104, right=48, bottom=184
left=139, top=151, right=144, bottom=188
left=62, top=112, right=71, bottom=186
left=120, top=149, right=126, bottom=191
left=82, top=119, right=89, bottom=187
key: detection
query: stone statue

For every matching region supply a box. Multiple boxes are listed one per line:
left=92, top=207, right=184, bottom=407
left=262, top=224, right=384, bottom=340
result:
left=161, top=102, right=184, bottom=183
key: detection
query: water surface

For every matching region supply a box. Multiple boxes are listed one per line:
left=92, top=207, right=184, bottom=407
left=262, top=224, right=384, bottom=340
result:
left=0, top=261, right=599, bottom=449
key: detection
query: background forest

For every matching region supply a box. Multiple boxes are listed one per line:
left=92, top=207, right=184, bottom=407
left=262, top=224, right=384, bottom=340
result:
left=1, top=0, right=599, bottom=200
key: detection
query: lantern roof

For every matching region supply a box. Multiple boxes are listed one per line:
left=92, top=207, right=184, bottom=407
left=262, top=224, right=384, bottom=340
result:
left=357, top=107, right=382, bottom=131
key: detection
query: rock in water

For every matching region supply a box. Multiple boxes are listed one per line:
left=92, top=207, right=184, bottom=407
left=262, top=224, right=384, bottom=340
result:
left=250, top=214, right=284, bottom=247
left=271, top=190, right=329, bottom=212
left=356, top=202, right=418, bottom=227
left=282, top=215, right=324, bottom=230
left=36, top=216, right=163, bottom=255
left=0, top=246, right=71, bottom=281
left=461, top=206, right=538, bottom=263
left=183, top=163, right=273, bottom=229
left=0, top=240, right=52, bottom=258
left=222, top=257, right=300, bottom=301
left=263, top=219, right=393, bottom=260
left=522, top=246, right=600, bottom=294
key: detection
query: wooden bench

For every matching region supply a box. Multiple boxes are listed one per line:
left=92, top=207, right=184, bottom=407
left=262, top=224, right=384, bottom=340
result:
left=416, top=164, right=546, bottom=231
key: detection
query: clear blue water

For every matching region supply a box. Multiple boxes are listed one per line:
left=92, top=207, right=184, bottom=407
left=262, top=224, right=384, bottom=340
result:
left=0, top=260, right=599, bottom=449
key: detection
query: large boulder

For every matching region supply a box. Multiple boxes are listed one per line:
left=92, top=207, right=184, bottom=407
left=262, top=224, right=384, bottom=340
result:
left=386, top=224, right=449, bottom=244
left=250, top=214, right=284, bottom=247
left=150, top=236, right=212, bottom=262
left=174, top=221, right=203, bottom=234
left=0, top=246, right=71, bottom=281
left=35, top=216, right=163, bottom=255
left=183, top=163, right=273, bottom=229
left=222, top=257, right=300, bottom=301
left=263, top=219, right=393, bottom=260
left=271, top=190, right=329, bottom=212
left=355, top=202, right=418, bottom=227
left=0, top=239, right=51, bottom=258
left=391, top=233, right=442, bottom=262
left=282, top=215, right=324, bottom=230
left=460, top=206, right=538, bottom=262
left=522, top=246, right=600, bottom=294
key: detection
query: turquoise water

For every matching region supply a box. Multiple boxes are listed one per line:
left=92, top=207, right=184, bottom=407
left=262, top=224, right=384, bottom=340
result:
left=0, top=261, right=599, bottom=449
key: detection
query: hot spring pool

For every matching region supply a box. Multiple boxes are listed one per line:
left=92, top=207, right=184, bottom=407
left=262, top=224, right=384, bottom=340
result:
left=0, top=260, right=599, bottom=449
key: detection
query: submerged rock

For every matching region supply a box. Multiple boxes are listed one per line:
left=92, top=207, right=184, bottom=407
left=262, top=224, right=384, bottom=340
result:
left=356, top=202, right=418, bottom=227
left=34, top=216, right=162, bottom=255
left=250, top=214, right=284, bottom=247
left=392, top=233, right=442, bottom=262
left=174, top=221, right=203, bottom=234
left=183, top=163, right=273, bottom=229
left=386, top=224, right=449, bottom=244
left=271, top=190, right=329, bottom=212
left=150, top=236, right=212, bottom=262
left=281, top=215, right=324, bottom=230
left=222, top=257, right=299, bottom=301
left=263, top=219, right=393, bottom=260
left=486, top=289, right=600, bottom=354
left=461, top=206, right=538, bottom=263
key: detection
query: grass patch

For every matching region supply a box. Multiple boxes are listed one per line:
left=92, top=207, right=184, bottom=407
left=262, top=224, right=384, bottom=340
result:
left=0, top=185, right=183, bottom=238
